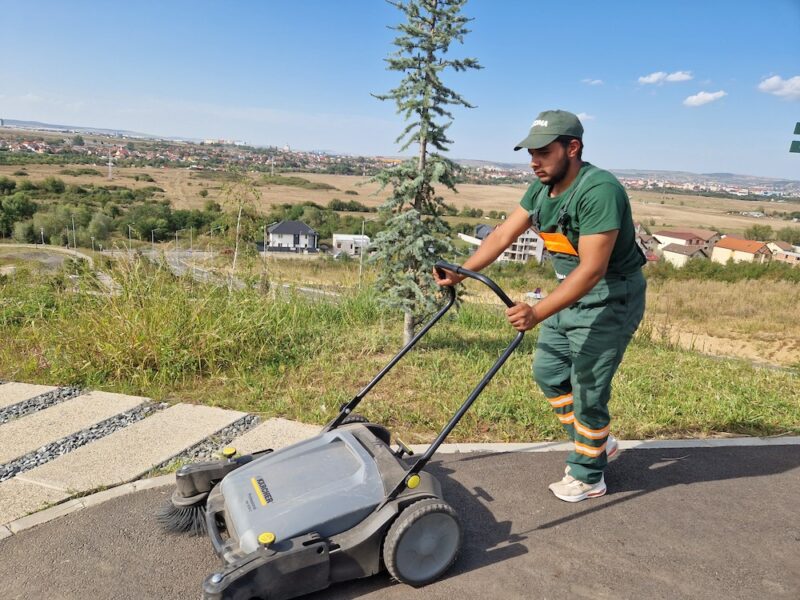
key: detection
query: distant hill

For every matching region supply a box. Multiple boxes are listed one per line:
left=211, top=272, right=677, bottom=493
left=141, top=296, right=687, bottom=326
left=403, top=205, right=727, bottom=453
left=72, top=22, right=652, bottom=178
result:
left=608, top=168, right=800, bottom=187
left=453, top=160, right=799, bottom=188
left=3, top=117, right=798, bottom=187
left=0, top=119, right=187, bottom=141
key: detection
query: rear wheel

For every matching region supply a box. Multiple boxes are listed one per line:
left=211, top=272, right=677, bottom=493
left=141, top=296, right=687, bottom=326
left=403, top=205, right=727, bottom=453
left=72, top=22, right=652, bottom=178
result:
left=340, top=414, right=391, bottom=446
left=383, top=498, right=462, bottom=587
left=340, top=413, right=369, bottom=425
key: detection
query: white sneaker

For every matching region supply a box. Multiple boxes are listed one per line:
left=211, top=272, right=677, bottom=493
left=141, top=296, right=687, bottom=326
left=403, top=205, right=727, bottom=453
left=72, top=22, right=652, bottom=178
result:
left=606, top=434, right=619, bottom=462
left=548, top=474, right=607, bottom=503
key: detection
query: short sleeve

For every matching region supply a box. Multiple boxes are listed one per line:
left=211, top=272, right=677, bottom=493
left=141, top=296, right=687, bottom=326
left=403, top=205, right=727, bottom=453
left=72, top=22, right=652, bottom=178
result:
left=519, top=182, right=541, bottom=213
left=575, top=182, right=626, bottom=235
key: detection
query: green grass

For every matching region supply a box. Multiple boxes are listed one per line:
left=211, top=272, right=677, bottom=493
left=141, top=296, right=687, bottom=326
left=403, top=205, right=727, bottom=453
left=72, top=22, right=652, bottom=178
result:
left=260, top=174, right=338, bottom=191
left=1, top=260, right=797, bottom=443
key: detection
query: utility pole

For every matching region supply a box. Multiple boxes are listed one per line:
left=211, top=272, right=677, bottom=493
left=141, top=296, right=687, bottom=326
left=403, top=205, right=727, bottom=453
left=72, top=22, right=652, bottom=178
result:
left=358, top=219, right=365, bottom=287
left=263, top=224, right=267, bottom=266
left=40, top=227, right=45, bottom=245
left=71, top=216, right=77, bottom=249
left=190, top=226, right=193, bottom=256
left=151, top=230, right=155, bottom=254
left=107, top=149, right=113, bottom=180
left=91, top=236, right=95, bottom=252
left=270, top=155, right=274, bottom=176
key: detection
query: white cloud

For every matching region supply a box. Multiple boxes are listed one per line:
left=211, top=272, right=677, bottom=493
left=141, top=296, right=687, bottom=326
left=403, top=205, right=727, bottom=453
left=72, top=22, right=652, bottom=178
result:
left=758, top=75, right=800, bottom=100
left=581, top=78, right=603, bottom=86
left=576, top=112, right=595, bottom=121
left=638, top=71, right=666, bottom=84
left=665, top=71, right=693, bottom=82
left=639, top=70, right=694, bottom=85
left=683, top=90, right=727, bottom=107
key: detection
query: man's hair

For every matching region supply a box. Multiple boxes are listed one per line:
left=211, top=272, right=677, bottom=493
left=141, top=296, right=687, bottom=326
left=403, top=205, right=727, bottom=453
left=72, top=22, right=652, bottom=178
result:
left=555, top=135, right=583, bottom=160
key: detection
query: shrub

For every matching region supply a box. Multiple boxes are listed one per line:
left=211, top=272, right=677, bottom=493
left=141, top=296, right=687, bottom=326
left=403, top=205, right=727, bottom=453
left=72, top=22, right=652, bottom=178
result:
left=41, top=177, right=66, bottom=194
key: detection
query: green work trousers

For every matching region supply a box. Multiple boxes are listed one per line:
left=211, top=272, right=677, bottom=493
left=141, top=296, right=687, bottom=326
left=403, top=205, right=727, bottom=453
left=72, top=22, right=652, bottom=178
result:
left=533, top=270, right=646, bottom=484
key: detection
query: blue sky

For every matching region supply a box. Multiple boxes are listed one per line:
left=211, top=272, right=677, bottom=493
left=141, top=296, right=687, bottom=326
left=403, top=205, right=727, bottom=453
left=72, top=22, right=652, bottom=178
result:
left=3, top=0, right=799, bottom=179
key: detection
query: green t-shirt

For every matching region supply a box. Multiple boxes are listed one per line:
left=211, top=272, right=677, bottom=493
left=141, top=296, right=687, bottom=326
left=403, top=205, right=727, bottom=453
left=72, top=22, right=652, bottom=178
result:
left=519, top=162, right=645, bottom=275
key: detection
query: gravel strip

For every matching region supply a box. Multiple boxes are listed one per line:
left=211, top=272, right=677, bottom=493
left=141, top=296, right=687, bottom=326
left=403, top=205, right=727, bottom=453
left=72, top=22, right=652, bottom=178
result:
left=0, top=402, right=168, bottom=483
left=0, top=387, right=83, bottom=425
left=152, top=414, right=261, bottom=471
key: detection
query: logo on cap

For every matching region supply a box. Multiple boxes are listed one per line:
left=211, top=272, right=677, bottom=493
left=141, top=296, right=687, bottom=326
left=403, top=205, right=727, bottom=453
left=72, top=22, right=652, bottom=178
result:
left=532, top=119, right=548, bottom=128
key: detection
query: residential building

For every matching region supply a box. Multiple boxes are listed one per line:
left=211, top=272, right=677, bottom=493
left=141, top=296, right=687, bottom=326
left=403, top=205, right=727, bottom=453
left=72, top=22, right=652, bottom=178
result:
left=673, top=228, right=722, bottom=250
left=461, top=225, right=545, bottom=263
left=266, top=220, right=319, bottom=252
left=652, top=230, right=705, bottom=250
left=500, top=228, right=544, bottom=263
left=772, top=250, right=800, bottom=267
left=636, top=233, right=659, bottom=253
left=661, top=243, right=708, bottom=267
left=332, top=233, right=370, bottom=257
left=767, top=240, right=795, bottom=255
left=474, top=224, right=493, bottom=240
left=711, top=237, right=771, bottom=264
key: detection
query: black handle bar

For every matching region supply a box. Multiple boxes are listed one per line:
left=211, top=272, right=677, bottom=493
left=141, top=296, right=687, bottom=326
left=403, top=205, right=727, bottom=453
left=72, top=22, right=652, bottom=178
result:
left=321, top=260, right=526, bottom=507
left=433, top=260, right=516, bottom=308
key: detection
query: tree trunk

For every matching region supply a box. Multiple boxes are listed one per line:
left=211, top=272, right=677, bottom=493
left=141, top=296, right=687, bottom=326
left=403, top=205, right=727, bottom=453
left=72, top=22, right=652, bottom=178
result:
left=403, top=310, right=415, bottom=346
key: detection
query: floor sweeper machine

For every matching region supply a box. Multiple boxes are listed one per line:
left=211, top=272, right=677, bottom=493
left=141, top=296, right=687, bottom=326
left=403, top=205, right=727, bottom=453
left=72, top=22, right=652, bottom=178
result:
left=157, top=261, right=524, bottom=600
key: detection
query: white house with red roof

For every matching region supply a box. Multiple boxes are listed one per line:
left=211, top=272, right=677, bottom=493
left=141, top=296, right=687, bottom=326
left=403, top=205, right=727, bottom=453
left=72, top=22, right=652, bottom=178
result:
left=652, top=230, right=705, bottom=250
left=711, top=237, right=771, bottom=264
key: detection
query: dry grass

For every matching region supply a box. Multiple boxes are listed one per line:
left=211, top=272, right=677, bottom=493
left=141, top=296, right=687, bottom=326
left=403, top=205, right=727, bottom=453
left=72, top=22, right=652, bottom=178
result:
left=629, top=190, right=795, bottom=235
left=215, top=256, right=800, bottom=368
left=640, top=278, right=800, bottom=367
left=3, top=164, right=796, bottom=237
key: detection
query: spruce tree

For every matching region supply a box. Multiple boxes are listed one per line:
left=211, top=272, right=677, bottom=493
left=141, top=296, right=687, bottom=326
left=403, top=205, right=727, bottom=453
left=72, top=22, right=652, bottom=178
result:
left=371, top=0, right=481, bottom=344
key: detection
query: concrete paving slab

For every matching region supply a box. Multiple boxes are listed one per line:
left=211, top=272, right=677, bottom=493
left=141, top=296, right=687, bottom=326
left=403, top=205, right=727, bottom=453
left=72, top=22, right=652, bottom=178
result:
left=7, top=499, right=83, bottom=534
left=0, top=524, right=11, bottom=540
left=0, top=391, right=148, bottom=464
left=0, top=382, right=57, bottom=410
left=0, top=478, right=67, bottom=525
left=17, top=403, right=246, bottom=493
left=223, top=417, right=320, bottom=455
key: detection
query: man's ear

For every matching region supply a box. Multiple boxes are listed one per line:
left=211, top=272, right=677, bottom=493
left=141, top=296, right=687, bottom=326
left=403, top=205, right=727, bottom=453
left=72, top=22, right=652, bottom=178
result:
left=568, top=139, right=582, bottom=159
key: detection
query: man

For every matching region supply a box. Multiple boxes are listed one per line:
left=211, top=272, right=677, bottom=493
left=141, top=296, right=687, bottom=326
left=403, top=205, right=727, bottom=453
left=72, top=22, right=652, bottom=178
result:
left=434, top=110, right=646, bottom=502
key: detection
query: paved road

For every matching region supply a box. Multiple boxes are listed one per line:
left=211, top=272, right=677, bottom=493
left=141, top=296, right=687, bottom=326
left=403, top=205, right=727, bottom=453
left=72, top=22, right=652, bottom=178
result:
left=1, top=446, right=798, bottom=599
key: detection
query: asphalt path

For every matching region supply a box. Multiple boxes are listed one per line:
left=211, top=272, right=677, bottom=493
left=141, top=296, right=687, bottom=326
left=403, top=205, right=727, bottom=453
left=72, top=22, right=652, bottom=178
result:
left=1, top=446, right=798, bottom=599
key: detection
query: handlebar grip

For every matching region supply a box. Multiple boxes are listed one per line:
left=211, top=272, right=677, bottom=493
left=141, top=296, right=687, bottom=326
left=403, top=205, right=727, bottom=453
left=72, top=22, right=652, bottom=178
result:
left=434, top=260, right=516, bottom=308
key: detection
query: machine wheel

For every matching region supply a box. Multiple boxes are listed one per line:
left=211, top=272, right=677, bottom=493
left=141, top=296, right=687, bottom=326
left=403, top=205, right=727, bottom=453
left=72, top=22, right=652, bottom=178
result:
left=341, top=414, right=391, bottom=446
left=340, top=413, right=369, bottom=425
left=383, top=498, right=462, bottom=587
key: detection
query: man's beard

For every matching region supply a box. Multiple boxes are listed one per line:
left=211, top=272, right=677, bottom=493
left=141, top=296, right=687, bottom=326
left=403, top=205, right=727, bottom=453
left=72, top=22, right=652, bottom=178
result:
left=541, top=156, right=570, bottom=187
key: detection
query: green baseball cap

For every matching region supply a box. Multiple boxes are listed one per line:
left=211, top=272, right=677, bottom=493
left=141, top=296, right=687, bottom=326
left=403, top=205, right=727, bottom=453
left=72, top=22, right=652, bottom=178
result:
left=514, top=110, right=584, bottom=151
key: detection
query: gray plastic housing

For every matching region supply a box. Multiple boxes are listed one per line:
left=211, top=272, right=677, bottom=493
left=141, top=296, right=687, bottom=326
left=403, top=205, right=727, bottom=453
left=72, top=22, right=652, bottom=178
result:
left=219, top=426, right=398, bottom=555
left=203, top=424, right=445, bottom=598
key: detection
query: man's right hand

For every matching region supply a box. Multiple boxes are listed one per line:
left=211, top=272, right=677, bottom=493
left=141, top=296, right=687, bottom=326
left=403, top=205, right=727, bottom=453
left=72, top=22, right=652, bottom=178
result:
left=433, top=266, right=465, bottom=287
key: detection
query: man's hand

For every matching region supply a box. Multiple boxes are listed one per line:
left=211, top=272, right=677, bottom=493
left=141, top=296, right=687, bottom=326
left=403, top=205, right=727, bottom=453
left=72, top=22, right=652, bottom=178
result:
left=433, top=267, right=465, bottom=287
left=505, top=302, right=539, bottom=332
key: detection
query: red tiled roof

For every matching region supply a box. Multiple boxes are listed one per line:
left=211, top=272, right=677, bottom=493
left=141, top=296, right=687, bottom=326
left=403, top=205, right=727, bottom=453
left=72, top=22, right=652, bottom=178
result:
left=714, top=237, right=769, bottom=254
left=667, top=228, right=719, bottom=241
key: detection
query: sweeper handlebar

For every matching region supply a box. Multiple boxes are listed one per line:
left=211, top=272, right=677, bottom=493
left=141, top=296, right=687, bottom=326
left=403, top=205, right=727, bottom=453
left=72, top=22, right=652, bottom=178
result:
left=433, top=260, right=516, bottom=308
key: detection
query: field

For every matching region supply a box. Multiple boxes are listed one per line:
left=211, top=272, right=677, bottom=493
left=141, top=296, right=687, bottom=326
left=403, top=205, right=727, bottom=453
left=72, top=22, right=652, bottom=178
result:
left=3, top=164, right=797, bottom=237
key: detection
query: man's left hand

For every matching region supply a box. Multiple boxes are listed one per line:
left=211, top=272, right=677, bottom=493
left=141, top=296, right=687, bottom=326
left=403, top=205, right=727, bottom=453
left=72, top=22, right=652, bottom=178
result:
left=505, top=302, right=539, bottom=332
